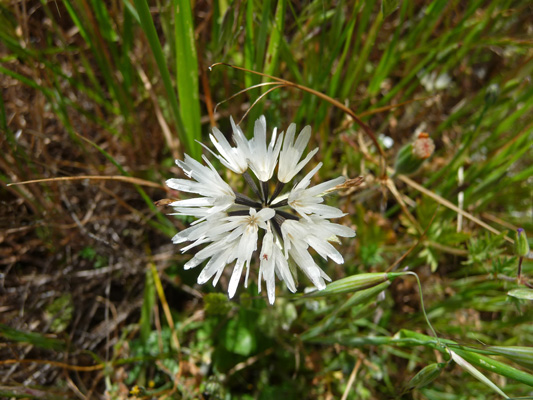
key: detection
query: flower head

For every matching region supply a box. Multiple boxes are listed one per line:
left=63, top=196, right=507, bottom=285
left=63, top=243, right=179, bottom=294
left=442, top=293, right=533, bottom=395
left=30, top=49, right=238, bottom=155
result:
left=288, top=162, right=346, bottom=220
left=200, top=117, right=250, bottom=174
left=166, top=154, right=235, bottom=216
left=166, top=116, right=355, bottom=304
left=412, top=132, right=435, bottom=160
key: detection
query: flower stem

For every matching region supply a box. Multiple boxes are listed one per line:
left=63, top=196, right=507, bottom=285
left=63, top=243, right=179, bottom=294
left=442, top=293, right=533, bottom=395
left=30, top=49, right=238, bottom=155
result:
left=275, top=209, right=299, bottom=221
left=394, top=271, right=441, bottom=346
left=271, top=199, right=288, bottom=208
left=243, top=171, right=261, bottom=200
left=269, top=181, right=285, bottom=204
left=261, top=180, right=270, bottom=204
left=234, top=192, right=262, bottom=208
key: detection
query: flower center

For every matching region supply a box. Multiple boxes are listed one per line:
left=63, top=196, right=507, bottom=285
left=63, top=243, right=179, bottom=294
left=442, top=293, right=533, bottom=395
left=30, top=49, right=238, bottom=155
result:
left=229, top=170, right=300, bottom=238
left=246, top=214, right=259, bottom=228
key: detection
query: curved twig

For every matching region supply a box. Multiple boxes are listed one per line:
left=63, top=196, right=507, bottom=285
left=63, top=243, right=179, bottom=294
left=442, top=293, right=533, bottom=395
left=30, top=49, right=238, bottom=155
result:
left=214, top=82, right=285, bottom=114
left=239, top=84, right=287, bottom=125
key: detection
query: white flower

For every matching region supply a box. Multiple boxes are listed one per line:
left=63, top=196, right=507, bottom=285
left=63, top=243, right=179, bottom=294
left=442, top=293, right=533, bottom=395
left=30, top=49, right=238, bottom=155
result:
left=419, top=71, right=452, bottom=91
left=247, top=116, right=283, bottom=182
left=288, top=162, right=346, bottom=220
left=167, top=116, right=355, bottom=303
left=200, top=117, right=250, bottom=174
left=171, top=211, right=226, bottom=248
left=166, top=154, right=235, bottom=215
left=184, top=208, right=275, bottom=298
left=278, top=123, right=318, bottom=183
left=281, top=217, right=355, bottom=289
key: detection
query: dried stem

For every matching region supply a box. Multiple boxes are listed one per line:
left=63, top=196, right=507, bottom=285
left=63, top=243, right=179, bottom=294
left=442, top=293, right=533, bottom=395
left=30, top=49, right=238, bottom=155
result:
left=238, top=84, right=287, bottom=125
left=213, top=82, right=285, bottom=114
left=396, top=173, right=514, bottom=244
left=7, top=175, right=165, bottom=189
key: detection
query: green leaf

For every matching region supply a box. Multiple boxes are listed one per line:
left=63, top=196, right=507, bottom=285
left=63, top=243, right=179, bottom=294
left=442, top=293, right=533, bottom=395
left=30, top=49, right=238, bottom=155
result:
left=223, top=310, right=256, bottom=356
left=305, top=273, right=390, bottom=297
left=507, top=288, right=533, bottom=300
left=0, top=324, right=66, bottom=351
left=405, top=362, right=445, bottom=390
left=45, top=294, right=73, bottom=334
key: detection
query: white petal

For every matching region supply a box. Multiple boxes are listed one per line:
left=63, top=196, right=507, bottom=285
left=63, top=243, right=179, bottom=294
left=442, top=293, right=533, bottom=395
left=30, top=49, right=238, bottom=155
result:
left=197, top=250, right=230, bottom=284
left=282, top=123, right=296, bottom=152
left=307, top=236, right=344, bottom=264
left=207, top=127, right=248, bottom=173
left=294, top=162, right=322, bottom=191
left=244, top=261, right=251, bottom=288
left=257, top=207, right=275, bottom=222
left=304, top=176, right=345, bottom=197
left=278, top=124, right=317, bottom=183
left=289, top=148, right=319, bottom=180
left=185, top=257, right=202, bottom=270
left=293, top=125, right=311, bottom=152
left=171, top=197, right=214, bottom=207
left=213, top=265, right=225, bottom=287
left=228, top=259, right=245, bottom=298
left=247, top=116, right=282, bottom=181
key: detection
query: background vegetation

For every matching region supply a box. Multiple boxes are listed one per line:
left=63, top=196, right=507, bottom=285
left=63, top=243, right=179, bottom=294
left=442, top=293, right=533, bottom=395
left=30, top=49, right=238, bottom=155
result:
left=1, top=0, right=532, bottom=398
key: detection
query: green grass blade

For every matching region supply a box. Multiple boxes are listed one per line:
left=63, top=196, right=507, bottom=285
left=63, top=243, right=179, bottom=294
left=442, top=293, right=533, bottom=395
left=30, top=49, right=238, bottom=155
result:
left=487, top=346, right=533, bottom=370
left=140, top=269, right=156, bottom=344
left=174, top=0, right=202, bottom=154
left=452, top=347, right=533, bottom=388
left=368, top=0, right=408, bottom=95
left=0, top=324, right=66, bottom=351
left=449, top=349, right=509, bottom=398
left=300, top=281, right=391, bottom=340
left=263, top=0, right=285, bottom=78
left=244, top=0, right=255, bottom=89
left=340, top=0, right=379, bottom=100
left=255, top=0, right=272, bottom=81
left=121, top=5, right=134, bottom=91
left=132, top=0, right=197, bottom=158
left=61, top=0, right=129, bottom=116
